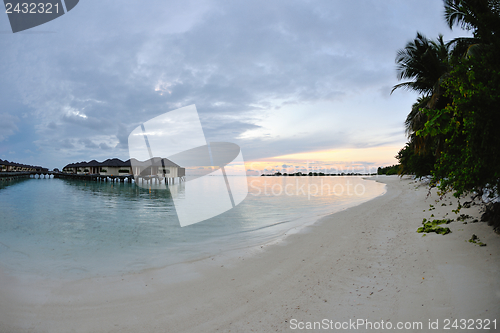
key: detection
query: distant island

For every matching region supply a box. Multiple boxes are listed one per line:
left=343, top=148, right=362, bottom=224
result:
left=261, top=171, right=378, bottom=177
left=261, top=166, right=400, bottom=177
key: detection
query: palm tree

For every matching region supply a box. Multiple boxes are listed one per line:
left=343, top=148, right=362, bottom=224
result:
left=392, top=33, right=452, bottom=174
left=395, top=0, right=500, bottom=177
left=392, top=33, right=451, bottom=143
left=405, top=96, right=430, bottom=137
left=444, top=0, right=500, bottom=56
left=392, top=33, right=450, bottom=98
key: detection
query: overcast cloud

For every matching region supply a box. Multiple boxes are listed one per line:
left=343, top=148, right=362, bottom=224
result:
left=0, top=0, right=471, bottom=169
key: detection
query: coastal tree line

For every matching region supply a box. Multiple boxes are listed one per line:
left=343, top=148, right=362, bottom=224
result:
left=392, top=0, right=500, bottom=201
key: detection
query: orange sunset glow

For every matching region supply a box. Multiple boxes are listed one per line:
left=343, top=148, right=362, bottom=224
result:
left=245, top=146, right=399, bottom=174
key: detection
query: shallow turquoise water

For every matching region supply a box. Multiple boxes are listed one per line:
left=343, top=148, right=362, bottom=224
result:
left=0, top=176, right=385, bottom=279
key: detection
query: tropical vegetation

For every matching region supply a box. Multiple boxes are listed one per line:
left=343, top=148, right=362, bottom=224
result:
left=393, top=0, right=500, bottom=201
left=377, top=165, right=400, bottom=175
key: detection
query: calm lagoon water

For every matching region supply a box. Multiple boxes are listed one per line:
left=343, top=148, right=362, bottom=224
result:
left=0, top=176, right=385, bottom=279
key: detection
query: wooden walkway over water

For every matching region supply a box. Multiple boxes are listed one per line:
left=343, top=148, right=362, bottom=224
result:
left=0, top=171, right=54, bottom=181
left=0, top=171, right=184, bottom=184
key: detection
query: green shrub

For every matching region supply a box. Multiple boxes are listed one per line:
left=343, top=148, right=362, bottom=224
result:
left=417, top=218, right=452, bottom=235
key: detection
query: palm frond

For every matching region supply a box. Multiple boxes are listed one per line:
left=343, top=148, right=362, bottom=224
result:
left=405, top=96, right=431, bottom=137
left=444, top=0, right=500, bottom=45
left=444, top=0, right=475, bottom=30
left=392, top=32, right=450, bottom=95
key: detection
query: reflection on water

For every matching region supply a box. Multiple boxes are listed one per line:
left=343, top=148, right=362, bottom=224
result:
left=0, top=176, right=385, bottom=279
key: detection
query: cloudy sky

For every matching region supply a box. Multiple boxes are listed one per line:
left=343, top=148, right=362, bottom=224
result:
left=0, top=0, right=470, bottom=173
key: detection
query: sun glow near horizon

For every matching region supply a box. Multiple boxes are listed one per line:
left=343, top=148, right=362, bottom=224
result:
left=245, top=146, right=399, bottom=175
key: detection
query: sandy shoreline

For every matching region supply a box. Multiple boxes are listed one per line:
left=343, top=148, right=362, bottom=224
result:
left=1, top=176, right=499, bottom=332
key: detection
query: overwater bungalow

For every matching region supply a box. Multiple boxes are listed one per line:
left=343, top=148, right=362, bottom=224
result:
left=63, top=158, right=131, bottom=176
left=129, top=157, right=185, bottom=179
left=62, top=158, right=185, bottom=179
left=0, top=159, right=47, bottom=173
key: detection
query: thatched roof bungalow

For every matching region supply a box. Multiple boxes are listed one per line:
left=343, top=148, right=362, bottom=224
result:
left=62, top=158, right=185, bottom=178
left=0, top=159, right=47, bottom=172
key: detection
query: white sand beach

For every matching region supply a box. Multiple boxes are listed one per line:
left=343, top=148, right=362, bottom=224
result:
left=1, top=176, right=499, bottom=332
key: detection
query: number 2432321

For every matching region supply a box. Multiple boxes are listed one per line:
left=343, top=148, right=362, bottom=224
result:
left=5, top=3, right=60, bottom=14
